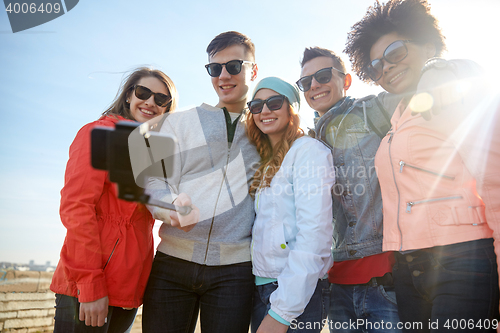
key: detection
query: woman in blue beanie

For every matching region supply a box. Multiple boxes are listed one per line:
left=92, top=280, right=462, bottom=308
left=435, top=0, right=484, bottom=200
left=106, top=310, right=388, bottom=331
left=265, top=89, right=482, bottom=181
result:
left=246, top=77, right=334, bottom=333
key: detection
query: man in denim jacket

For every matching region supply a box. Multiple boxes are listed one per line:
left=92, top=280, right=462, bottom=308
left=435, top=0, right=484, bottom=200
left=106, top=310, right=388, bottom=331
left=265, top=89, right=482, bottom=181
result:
left=297, top=47, right=402, bottom=332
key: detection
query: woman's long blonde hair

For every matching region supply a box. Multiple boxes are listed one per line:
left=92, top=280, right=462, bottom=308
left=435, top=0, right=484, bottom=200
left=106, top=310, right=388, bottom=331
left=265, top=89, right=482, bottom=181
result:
left=247, top=103, right=303, bottom=197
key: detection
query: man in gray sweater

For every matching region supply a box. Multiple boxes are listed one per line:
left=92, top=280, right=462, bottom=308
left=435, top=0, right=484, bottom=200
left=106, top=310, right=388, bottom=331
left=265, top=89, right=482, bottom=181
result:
left=142, top=31, right=260, bottom=333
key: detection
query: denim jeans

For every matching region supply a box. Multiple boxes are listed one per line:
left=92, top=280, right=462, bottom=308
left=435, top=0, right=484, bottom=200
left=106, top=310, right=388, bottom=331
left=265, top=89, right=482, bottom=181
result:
left=142, top=252, right=254, bottom=333
left=393, top=238, right=499, bottom=333
left=53, top=294, right=137, bottom=333
left=328, top=275, right=401, bottom=333
left=251, top=279, right=330, bottom=333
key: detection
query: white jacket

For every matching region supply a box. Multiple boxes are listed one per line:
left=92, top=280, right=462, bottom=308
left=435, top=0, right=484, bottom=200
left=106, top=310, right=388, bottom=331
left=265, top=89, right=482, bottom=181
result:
left=251, top=136, right=334, bottom=322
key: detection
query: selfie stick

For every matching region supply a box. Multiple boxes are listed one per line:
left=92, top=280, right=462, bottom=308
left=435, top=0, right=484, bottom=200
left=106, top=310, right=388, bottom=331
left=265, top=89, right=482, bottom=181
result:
left=147, top=198, right=193, bottom=216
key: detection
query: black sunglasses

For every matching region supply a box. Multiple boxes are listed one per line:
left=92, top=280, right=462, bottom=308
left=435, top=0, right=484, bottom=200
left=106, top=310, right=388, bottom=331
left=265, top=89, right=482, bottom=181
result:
left=366, top=40, right=413, bottom=81
left=247, top=95, right=287, bottom=114
left=205, top=60, right=253, bottom=77
left=296, top=67, right=345, bottom=92
left=133, top=85, right=171, bottom=107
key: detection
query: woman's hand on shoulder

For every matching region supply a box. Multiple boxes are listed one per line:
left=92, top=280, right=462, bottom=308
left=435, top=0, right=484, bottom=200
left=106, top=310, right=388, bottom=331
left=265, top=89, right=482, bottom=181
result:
left=410, top=59, right=484, bottom=121
left=410, top=66, right=461, bottom=120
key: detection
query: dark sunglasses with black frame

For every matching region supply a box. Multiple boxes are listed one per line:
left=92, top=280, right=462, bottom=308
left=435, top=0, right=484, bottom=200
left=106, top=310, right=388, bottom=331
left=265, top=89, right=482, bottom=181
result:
left=247, top=95, right=288, bottom=114
left=296, top=67, right=345, bottom=92
left=365, top=40, right=413, bottom=82
left=132, top=85, right=171, bottom=107
left=205, top=59, right=253, bottom=77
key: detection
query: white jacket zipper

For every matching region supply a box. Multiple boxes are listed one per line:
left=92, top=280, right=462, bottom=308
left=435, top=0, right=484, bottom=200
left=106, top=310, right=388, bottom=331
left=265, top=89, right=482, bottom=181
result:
left=406, top=195, right=463, bottom=213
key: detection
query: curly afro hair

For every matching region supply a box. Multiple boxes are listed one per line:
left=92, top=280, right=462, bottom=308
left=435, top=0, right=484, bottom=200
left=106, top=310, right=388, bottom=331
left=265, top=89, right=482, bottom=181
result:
left=344, top=0, right=446, bottom=83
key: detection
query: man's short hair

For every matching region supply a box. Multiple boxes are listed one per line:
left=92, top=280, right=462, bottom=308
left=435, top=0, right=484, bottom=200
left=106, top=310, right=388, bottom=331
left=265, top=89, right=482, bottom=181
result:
left=206, top=31, right=255, bottom=60
left=300, top=47, right=346, bottom=74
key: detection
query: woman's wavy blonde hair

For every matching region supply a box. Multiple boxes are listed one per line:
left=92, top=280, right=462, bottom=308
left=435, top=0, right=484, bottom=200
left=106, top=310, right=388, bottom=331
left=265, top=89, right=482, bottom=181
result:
left=246, top=102, right=303, bottom=198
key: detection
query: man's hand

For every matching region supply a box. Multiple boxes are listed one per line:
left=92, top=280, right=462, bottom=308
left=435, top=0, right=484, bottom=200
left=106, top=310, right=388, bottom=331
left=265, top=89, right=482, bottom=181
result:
left=79, top=296, right=108, bottom=327
left=256, top=314, right=289, bottom=333
left=169, top=193, right=200, bottom=232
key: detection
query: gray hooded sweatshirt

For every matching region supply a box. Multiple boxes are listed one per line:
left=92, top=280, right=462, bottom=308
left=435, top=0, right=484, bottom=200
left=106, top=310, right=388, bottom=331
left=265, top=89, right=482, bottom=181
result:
left=147, top=103, right=260, bottom=266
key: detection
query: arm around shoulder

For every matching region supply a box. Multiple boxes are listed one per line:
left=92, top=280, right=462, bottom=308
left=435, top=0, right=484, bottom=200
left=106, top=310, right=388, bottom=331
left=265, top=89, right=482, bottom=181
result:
left=411, top=58, right=485, bottom=121
left=291, top=139, right=334, bottom=256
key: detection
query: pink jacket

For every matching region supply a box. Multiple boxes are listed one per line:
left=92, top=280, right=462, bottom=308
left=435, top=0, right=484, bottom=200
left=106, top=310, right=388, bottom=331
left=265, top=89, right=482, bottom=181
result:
left=375, top=60, right=498, bottom=253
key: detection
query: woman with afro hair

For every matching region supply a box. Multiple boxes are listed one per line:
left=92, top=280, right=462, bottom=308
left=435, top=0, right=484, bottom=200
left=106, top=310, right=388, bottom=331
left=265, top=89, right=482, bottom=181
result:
left=344, top=0, right=500, bottom=331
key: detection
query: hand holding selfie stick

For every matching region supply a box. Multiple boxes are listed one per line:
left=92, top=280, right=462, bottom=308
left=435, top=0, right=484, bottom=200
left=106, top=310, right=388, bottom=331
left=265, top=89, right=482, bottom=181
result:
left=91, top=121, right=193, bottom=216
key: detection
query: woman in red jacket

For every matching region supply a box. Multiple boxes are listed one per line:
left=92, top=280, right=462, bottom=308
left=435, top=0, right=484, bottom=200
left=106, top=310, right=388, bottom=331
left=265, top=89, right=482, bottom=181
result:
left=50, top=67, right=177, bottom=333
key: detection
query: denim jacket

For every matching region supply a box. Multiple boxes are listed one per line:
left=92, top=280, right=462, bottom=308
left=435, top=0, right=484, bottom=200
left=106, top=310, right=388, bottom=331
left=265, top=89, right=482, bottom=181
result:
left=313, top=93, right=400, bottom=261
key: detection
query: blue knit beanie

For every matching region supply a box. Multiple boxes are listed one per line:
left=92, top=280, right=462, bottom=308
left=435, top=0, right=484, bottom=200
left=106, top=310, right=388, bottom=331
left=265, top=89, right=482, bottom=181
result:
left=252, top=77, right=301, bottom=112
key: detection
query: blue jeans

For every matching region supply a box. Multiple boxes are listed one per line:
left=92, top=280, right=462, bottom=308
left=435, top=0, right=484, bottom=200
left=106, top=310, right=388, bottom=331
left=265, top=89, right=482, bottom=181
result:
left=393, top=238, right=499, bottom=332
left=328, top=274, right=401, bottom=333
left=53, top=294, right=137, bottom=333
left=142, top=252, right=254, bottom=333
left=251, top=279, right=330, bottom=333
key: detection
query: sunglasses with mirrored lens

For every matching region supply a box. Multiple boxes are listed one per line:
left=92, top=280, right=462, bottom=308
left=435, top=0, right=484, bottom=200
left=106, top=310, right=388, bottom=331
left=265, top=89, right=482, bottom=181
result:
left=366, top=40, right=412, bottom=81
left=247, top=95, right=287, bottom=114
left=205, top=60, right=253, bottom=77
left=133, top=85, right=171, bottom=107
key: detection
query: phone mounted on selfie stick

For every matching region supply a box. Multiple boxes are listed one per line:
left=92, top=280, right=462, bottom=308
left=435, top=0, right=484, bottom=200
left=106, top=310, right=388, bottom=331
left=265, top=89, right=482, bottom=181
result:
left=90, top=120, right=192, bottom=216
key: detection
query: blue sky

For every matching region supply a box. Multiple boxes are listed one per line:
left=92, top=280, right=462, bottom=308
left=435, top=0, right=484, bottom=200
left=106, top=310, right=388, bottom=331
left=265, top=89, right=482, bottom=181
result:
left=1, top=0, right=499, bottom=265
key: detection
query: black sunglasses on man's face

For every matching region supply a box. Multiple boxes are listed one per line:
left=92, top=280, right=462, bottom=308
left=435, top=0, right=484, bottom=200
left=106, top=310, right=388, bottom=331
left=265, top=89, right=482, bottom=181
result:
left=205, top=60, right=253, bottom=77
left=296, top=67, right=345, bottom=92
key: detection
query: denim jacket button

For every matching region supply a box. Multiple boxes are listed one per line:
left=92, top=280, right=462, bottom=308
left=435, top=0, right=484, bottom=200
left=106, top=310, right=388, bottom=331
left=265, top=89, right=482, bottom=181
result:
left=349, top=222, right=356, bottom=227
left=406, top=255, right=414, bottom=262
left=349, top=250, right=357, bottom=256
left=412, top=270, right=422, bottom=277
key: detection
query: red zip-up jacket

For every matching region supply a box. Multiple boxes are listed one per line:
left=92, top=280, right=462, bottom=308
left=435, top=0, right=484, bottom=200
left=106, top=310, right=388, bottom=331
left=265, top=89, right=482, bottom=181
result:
left=50, top=116, right=155, bottom=308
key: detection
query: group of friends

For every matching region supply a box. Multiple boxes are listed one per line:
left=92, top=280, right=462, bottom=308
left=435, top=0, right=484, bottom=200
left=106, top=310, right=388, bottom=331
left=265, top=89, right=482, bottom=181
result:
left=49, top=0, right=500, bottom=332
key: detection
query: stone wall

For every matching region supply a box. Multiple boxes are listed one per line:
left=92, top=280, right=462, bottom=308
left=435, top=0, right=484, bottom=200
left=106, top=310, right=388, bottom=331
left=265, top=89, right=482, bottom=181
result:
left=0, top=270, right=55, bottom=332
left=0, top=270, right=143, bottom=333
